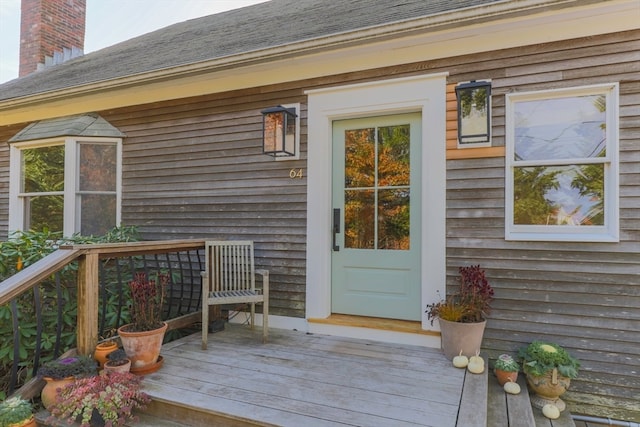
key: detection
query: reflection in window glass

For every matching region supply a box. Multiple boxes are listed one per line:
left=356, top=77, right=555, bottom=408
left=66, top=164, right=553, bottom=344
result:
left=514, top=95, right=606, bottom=161
left=514, top=165, right=604, bottom=226
left=344, top=124, right=411, bottom=250
left=25, top=195, right=64, bottom=232
left=80, top=194, right=116, bottom=236
left=79, top=144, right=117, bottom=191
left=345, top=189, right=374, bottom=249
left=22, top=145, right=64, bottom=193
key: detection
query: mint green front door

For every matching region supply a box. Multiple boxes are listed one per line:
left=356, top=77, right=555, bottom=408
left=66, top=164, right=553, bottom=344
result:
left=331, top=113, right=422, bottom=321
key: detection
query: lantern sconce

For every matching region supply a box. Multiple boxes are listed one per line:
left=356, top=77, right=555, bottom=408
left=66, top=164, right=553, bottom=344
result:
left=262, top=104, right=300, bottom=160
left=455, top=80, right=491, bottom=147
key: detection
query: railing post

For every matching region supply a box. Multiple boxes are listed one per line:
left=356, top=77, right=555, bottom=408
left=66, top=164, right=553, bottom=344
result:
left=76, top=252, right=99, bottom=355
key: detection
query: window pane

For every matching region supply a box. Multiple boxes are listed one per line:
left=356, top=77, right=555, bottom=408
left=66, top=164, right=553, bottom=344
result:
left=80, top=194, right=116, bottom=236
left=345, top=128, right=375, bottom=188
left=514, top=95, right=606, bottom=161
left=22, top=145, right=64, bottom=193
left=378, top=125, right=410, bottom=187
left=378, top=189, right=410, bottom=250
left=79, top=144, right=117, bottom=191
left=24, top=195, right=64, bottom=232
left=345, top=189, right=374, bottom=249
left=514, top=164, right=604, bottom=226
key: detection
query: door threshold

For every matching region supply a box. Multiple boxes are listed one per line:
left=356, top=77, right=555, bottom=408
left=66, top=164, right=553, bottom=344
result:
left=308, top=314, right=439, bottom=337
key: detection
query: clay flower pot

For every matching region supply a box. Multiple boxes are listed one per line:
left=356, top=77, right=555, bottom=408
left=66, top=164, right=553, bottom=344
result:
left=118, top=322, right=167, bottom=373
left=438, top=318, right=486, bottom=359
left=41, top=376, right=74, bottom=409
left=526, top=368, right=571, bottom=411
left=94, top=341, right=118, bottom=369
left=495, top=369, right=518, bottom=386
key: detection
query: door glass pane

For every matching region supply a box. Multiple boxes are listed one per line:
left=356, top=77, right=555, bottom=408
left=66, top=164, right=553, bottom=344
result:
left=345, top=189, right=374, bottom=249
left=24, top=195, right=64, bottom=232
left=79, top=143, right=117, bottom=191
left=22, top=145, right=64, bottom=193
left=378, top=125, right=410, bottom=186
left=514, top=95, right=606, bottom=161
left=80, top=194, right=116, bottom=235
left=378, top=189, right=410, bottom=249
left=345, top=128, right=375, bottom=188
left=514, top=164, right=604, bottom=226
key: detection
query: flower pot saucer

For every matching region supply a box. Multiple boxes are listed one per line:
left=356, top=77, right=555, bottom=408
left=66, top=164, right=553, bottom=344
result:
left=130, top=355, right=163, bottom=375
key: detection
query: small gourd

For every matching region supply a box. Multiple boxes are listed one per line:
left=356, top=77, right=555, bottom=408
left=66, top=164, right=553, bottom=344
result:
left=468, top=350, right=484, bottom=366
left=542, top=404, right=560, bottom=419
left=503, top=380, right=521, bottom=395
left=452, top=350, right=469, bottom=368
left=467, top=352, right=485, bottom=374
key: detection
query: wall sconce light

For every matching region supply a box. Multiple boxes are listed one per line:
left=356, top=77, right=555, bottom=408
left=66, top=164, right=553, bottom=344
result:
left=262, top=105, right=298, bottom=158
left=455, top=80, right=491, bottom=146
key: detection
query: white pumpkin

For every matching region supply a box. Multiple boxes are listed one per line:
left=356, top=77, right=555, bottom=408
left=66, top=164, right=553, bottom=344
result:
left=452, top=351, right=469, bottom=368
left=468, top=350, right=484, bottom=366
left=467, top=358, right=485, bottom=374
left=542, top=404, right=561, bottom=420
left=503, top=381, right=521, bottom=395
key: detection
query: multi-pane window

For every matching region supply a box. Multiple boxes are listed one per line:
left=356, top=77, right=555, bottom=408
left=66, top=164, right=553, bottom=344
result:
left=505, top=84, right=618, bottom=242
left=9, top=138, right=121, bottom=237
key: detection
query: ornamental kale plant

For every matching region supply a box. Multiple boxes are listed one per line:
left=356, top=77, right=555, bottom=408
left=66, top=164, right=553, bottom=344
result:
left=126, top=272, right=168, bottom=332
left=37, top=355, right=98, bottom=380
left=519, top=341, right=580, bottom=379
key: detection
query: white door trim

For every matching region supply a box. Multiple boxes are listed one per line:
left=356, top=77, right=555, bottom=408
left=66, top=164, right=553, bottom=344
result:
left=305, top=73, right=448, bottom=334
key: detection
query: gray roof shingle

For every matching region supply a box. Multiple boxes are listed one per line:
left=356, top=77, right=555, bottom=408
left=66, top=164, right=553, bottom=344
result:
left=0, top=0, right=500, bottom=102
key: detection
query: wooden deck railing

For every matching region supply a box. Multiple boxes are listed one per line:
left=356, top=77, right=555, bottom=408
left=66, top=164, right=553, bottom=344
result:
left=0, top=239, right=206, bottom=397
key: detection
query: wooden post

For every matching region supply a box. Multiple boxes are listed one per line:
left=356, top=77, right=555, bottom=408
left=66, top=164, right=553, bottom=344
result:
left=76, top=253, right=99, bottom=355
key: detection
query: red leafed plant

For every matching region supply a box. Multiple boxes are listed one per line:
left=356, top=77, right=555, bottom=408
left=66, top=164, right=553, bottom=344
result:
left=426, top=265, right=494, bottom=324
left=127, top=272, right=168, bottom=332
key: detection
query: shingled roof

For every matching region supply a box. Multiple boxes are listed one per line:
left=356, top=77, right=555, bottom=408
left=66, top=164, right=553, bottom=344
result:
left=0, top=0, right=500, bottom=102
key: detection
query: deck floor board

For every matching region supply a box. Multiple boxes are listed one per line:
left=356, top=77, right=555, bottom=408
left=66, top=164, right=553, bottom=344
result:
left=143, top=324, right=465, bottom=427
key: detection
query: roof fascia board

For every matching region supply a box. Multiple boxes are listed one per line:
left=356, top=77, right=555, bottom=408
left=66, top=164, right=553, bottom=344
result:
left=0, top=0, right=637, bottom=125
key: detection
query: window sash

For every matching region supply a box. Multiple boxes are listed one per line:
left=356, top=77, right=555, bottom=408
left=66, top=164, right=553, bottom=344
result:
left=505, top=83, right=619, bottom=242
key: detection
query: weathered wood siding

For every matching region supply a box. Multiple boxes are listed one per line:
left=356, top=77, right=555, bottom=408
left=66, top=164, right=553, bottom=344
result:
left=444, top=30, right=640, bottom=422
left=98, top=92, right=309, bottom=319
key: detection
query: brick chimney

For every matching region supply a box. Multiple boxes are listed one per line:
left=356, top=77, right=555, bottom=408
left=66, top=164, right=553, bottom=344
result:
left=19, top=0, right=86, bottom=77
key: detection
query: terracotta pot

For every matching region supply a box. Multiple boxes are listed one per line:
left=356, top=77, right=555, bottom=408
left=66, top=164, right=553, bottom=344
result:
left=438, top=318, right=486, bottom=359
left=525, top=368, right=571, bottom=411
left=94, top=341, right=118, bottom=369
left=495, top=369, right=518, bottom=386
left=118, top=322, right=167, bottom=372
left=8, top=416, right=36, bottom=427
left=41, top=376, right=74, bottom=409
left=104, top=359, right=131, bottom=373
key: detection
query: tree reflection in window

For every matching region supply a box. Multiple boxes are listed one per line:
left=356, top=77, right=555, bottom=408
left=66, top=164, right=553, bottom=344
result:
left=513, top=95, right=606, bottom=226
left=344, top=124, right=410, bottom=250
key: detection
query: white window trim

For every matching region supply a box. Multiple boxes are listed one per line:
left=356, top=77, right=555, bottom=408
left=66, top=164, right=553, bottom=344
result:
left=8, top=136, right=123, bottom=237
left=505, top=83, right=619, bottom=242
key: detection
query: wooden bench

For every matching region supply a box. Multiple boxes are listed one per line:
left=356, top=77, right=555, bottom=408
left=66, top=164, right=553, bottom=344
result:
left=201, top=241, right=269, bottom=350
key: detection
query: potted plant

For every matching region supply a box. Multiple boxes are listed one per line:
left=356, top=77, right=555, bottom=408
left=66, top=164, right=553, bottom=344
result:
left=0, top=396, right=35, bottom=427
left=103, top=349, right=131, bottom=373
left=46, top=371, right=150, bottom=427
left=494, top=353, right=519, bottom=385
left=426, top=265, right=494, bottom=359
left=518, top=340, right=580, bottom=411
left=38, top=355, right=98, bottom=409
left=118, top=271, right=169, bottom=373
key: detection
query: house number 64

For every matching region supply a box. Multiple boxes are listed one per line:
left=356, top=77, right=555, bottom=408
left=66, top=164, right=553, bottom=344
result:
left=289, top=169, right=303, bottom=179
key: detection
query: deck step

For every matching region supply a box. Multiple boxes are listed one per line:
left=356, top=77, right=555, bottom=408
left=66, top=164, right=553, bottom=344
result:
left=487, top=372, right=576, bottom=427
left=456, top=357, right=488, bottom=427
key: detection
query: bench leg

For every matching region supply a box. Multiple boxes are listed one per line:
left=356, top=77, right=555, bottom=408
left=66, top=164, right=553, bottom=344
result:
left=250, top=303, right=255, bottom=330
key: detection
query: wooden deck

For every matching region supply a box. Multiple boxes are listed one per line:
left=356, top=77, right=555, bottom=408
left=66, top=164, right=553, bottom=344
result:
left=140, top=324, right=467, bottom=427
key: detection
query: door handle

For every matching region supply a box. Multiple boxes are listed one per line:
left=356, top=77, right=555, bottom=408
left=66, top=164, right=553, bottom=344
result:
left=332, top=208, right=340, bottom=251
